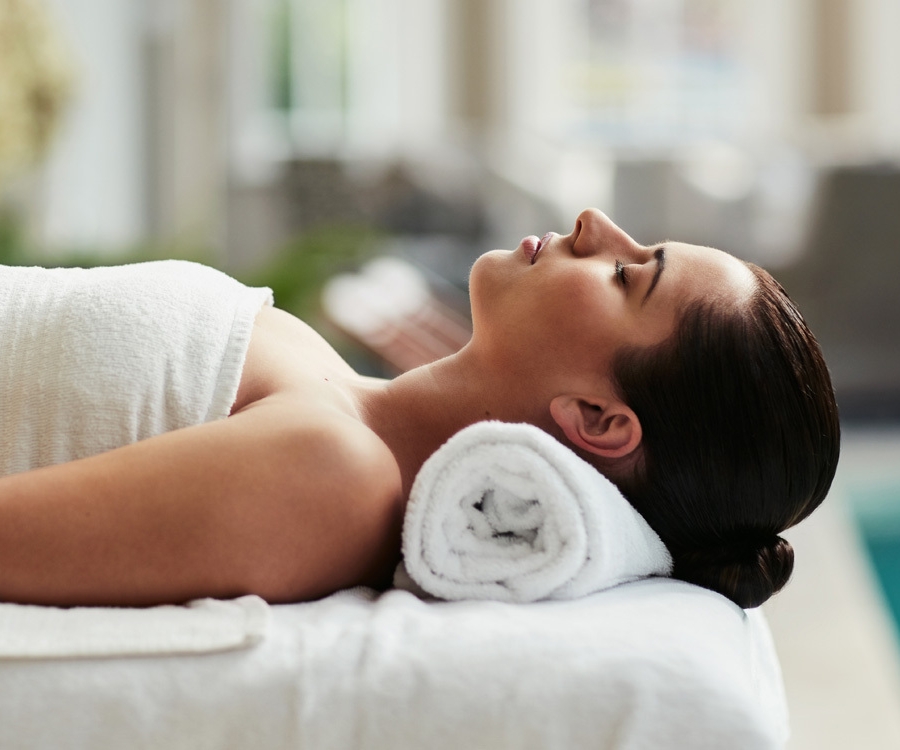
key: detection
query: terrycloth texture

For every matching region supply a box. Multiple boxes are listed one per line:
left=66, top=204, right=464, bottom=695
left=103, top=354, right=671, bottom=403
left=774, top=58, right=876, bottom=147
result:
left=0, top=595, right=270, bottom=659
left=399, top=421, right=672, bottom=602
left=0, top=260, right=272, bottom=476
left=0, top=581, right=789, bottom=750
left=0, top=261, right=273, bottom=662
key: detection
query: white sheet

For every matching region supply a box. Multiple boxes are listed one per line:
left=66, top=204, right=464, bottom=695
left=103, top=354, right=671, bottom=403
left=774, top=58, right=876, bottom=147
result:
left=0, top=579, right=788, bottom=750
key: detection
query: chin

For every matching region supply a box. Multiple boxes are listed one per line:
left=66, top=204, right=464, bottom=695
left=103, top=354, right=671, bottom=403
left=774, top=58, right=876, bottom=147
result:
left=468, top=250, right=530, bottom=348
left=470, top=248, right=517, bottom=282
left=468, top=250, right=509, bottom=315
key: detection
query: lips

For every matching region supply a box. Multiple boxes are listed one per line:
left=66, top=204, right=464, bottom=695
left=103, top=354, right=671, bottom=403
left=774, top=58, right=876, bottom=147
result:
left=524, top=232, right=553, bottom=264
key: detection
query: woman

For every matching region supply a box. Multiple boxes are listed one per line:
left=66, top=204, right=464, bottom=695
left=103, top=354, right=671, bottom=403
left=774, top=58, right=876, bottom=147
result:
left=0, top=208, right=839, bottom=609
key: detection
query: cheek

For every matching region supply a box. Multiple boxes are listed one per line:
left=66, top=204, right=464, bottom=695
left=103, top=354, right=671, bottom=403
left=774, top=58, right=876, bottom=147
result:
left=532, top=280, right=617, bottom=359
left=540, top=273, right=612, bottom=333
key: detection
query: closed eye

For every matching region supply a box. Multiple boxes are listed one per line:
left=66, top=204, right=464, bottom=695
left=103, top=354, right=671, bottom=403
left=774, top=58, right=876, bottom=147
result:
left=614, top=259, right=629, bottom=286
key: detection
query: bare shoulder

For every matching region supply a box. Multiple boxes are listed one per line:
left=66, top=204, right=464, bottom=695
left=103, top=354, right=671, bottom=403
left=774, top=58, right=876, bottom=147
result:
left=289, top=410, right=402, bottom=503
left=243, top=397, right=402, bottom=501
left=232, top=304, right=358, bottom=413
left=232, top=398, right=405, bottom=599
left=232, top=303, right=403, bottom=507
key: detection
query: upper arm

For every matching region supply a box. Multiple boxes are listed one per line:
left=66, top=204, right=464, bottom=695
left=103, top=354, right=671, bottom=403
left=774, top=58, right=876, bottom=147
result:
left=238, top=409, right=406, bottom=602
left=0, top=401, right=404, bottom=606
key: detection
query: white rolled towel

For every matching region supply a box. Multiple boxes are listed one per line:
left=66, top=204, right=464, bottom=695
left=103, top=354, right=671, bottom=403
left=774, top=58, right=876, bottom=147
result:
left=398, top=421, right=673, bottom=602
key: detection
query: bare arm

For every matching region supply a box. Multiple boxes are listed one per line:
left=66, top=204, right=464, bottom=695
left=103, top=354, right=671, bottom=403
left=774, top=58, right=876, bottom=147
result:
left=0, top=398, right=404, bottom=606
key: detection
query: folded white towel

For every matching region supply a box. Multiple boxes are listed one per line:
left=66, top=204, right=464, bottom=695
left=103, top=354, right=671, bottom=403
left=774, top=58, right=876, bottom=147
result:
left=0, top=595, right=270, bottom=659
left=398, top=421, right=672, bottom=602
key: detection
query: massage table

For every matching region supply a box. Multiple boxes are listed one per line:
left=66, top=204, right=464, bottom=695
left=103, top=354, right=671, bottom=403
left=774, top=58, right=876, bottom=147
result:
left=0, top=262, right=788, bottom=748
left=0, top=578, right=788, bottom=749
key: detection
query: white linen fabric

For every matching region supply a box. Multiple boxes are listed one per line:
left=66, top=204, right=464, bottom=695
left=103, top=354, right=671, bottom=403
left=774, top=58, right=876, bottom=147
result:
left=0, top=581, right=789, bottom=750
left=0, top=260, right=272, bottom=475
left=399, top=420, right=672, bottom=602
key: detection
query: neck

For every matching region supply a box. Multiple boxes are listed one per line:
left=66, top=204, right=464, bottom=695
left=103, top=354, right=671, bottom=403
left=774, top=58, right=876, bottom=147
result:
left=349, top=345, right=554, bottom=496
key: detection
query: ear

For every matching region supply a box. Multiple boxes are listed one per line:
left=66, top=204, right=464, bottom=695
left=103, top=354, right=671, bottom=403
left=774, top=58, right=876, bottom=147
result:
left=549, top=394, right=642, bottom=459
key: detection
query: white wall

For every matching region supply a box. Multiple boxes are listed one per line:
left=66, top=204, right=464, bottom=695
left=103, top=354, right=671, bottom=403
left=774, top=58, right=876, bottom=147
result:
left=345, top=0, right=449, bottom=156
left=857, top=0, right=900, bottom=155
left=35, top=0, right=146, bottom=253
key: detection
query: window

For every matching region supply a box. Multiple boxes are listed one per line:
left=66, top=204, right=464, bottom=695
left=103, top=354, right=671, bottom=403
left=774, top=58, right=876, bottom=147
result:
left=230, top=0, right=448, bottom=170
left=562, top=0, right=749, bottom=147
left=270, top=0, right=347, bottom=151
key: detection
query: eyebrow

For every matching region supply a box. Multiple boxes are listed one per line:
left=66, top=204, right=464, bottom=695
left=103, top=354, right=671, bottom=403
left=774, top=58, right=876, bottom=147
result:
left=641, top=246, right=666, bottom=305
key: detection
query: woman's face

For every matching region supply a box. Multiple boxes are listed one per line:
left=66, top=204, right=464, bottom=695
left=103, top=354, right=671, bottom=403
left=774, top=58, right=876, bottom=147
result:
left=468, top=208, right=755, bottom=392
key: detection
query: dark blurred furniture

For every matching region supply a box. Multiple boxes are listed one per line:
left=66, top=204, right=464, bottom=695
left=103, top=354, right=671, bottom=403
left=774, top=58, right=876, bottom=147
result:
left=779, top=162, right=900, bottom=421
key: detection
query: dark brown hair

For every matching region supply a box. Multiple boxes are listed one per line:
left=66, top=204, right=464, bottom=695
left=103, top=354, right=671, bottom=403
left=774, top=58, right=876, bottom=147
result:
left=611, top=264, right=840, bottom=608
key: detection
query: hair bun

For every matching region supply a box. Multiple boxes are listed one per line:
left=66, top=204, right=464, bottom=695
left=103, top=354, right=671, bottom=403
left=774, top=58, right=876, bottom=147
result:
left=673, top=533, right=794, bottom=609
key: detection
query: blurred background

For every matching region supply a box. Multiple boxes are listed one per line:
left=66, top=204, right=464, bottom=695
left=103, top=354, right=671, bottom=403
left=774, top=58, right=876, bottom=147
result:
left=2, top=0, right=900, bottom=746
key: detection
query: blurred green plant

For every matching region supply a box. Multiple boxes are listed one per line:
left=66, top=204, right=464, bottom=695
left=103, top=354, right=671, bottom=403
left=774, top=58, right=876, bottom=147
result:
left=237, top=223, right=380, bottom=321
left=0, top=208, right=24, bottom=264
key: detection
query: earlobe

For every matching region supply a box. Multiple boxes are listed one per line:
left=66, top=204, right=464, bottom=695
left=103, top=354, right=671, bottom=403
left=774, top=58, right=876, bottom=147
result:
left=549, top=395, right=642, bottom=459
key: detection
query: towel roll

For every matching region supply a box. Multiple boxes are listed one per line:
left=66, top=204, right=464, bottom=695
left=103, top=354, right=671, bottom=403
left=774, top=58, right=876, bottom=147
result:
left=399, top=421, right=672, bottom=602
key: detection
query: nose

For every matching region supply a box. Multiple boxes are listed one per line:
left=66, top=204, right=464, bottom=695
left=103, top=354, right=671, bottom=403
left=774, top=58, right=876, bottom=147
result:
left=570, top=208, right=637, bottom=258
